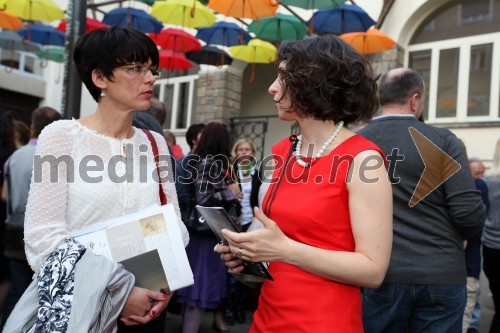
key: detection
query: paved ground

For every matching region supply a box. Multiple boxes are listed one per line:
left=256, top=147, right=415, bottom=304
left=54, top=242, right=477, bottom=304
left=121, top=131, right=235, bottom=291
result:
left=163, top=272, right=495, bottom=333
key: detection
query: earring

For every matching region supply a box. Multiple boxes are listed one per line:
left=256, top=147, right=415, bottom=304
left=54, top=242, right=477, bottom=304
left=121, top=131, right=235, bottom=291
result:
left=100, top=90, right=106, bottom=97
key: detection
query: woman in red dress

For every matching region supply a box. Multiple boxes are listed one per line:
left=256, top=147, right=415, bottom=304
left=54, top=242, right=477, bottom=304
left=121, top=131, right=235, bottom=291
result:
left=216, top=35, right=393, bottom=332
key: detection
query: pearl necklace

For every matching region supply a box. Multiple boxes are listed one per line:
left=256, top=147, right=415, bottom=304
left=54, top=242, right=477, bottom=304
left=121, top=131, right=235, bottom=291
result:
left=295, top=121, right=344, bottom=167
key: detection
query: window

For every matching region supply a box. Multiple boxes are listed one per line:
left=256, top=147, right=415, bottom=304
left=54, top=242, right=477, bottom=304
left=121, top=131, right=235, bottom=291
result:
left=459, top=0, right=492, bottom=25
left=407, top=0, right=500, bottom=124
left=154, top=75, right=198, bottom=130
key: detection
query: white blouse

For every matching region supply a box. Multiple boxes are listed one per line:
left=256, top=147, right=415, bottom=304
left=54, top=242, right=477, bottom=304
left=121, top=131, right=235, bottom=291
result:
left=24, top=119, right=189, bottom=272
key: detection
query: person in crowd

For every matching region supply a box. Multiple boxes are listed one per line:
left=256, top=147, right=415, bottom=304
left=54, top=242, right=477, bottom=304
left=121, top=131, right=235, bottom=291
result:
left=1, top=107, right=61, bottom=327
left=463, top=157, right=489, bottom=333
left=359, top=68, right=486, bottom=332
left=3, top=26, right=189, bottom=332
left=165, top=131, right=184, bottom=160
left=12, top=120, right=30, bottom=148
left=175, top=123, right=205, bottom=223
left=216, top=35, right=393, bottom=332
left=149, top=97, right=167, bottom=127
left=132, top=97, right=166, bottom=136
left=483, top=138, right=500, bottom=333
left=225, top=138, right=258, bottom=325
left=0, top=113, right=16, bottom=323
left=176, top=122, right=241, bottom=333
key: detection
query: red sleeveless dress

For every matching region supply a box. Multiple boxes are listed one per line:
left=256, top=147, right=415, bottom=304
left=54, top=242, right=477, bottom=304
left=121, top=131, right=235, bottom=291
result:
left=251, top=135, right=384, bottom=333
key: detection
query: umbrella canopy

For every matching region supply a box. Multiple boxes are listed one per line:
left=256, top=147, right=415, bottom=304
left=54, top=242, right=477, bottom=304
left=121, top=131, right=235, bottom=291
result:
left=103, top=7, right=163, bottom=33
left=0, top=0, right=64, bottom=22
left=196, top=21, right=251, bottom=47
left=279, top=0, right=346, bottom=10
left=17, top=24, right=65, bottom=46
left=340, top=29, right=396, bottom=54
left=36, top=46, right=64, bottom=63
left=229, top=38, right=277, bottom=63
left=57, top=17, right=109, bottom=33
left=0, top=11, right=24, bottom=30
left=308, top=4, right=376, bottom=34
left=149, top=28, right=201, bottom=52
left=151, top=0, right=216, bottom=28
left=159, top=50, right=193, bottom=70
left=0, top=30, right=40, bottom=52
left=249, top=13, right=306, bottom=41
left=186, top=45, right=233, bottom=66
left=209, top=0, right=278, bottom=19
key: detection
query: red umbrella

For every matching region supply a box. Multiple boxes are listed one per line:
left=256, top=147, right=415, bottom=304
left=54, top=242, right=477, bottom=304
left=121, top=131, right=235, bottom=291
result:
left=159, top=50, right=193, bottom=70
left=57, top=17, right=108, bottom=33
left=149, top=28, right=201, bottom=52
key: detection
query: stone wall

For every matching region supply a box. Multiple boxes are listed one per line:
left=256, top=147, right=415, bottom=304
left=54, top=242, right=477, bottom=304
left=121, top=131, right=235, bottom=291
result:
left=193, top=69, right=243, bottom=125
left=367, top=44, right=405, bottom=76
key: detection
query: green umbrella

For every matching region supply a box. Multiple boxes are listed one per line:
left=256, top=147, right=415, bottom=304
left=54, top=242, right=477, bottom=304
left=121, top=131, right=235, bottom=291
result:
left=249, top=13, right=306, bottom=41
left=36, top=46, right=65, bottom=63
left=279, top=0, right=345, bottom=10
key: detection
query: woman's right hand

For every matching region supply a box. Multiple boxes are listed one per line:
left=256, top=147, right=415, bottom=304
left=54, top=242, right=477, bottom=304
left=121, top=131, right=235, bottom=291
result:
left=119, top=286, right=169, bottom=325
left=215, top=243, right=245, bottom=273
left=227, top=183, right=243, bottom=200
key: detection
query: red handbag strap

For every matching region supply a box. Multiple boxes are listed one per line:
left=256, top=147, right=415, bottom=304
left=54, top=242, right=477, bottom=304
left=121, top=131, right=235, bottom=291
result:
left=142, top=129, right=167, bottom=206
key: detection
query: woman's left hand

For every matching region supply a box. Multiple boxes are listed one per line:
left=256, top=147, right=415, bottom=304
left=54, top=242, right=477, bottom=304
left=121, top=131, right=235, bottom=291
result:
left=120, top=288, right=172, bottom=325
left=221, top=207, right=291, bottom=263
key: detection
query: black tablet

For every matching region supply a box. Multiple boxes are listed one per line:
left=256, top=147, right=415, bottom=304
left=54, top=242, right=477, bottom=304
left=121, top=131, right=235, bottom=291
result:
left=195, top=205, right=274, bottom=281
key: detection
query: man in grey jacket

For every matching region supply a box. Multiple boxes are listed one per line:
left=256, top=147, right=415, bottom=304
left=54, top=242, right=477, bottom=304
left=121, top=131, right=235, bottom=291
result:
left=359, top=68, right=486, bottom=332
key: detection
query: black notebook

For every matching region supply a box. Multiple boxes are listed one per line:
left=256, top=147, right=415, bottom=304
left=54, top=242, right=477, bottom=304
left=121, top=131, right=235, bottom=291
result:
left=195, top=205, right=274, bottom=281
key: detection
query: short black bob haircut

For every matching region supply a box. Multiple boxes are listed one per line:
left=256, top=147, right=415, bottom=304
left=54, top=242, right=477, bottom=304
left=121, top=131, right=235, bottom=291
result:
left=73, top=25, right=159, bottom=102
left=275, top=35, right=379, bottom=126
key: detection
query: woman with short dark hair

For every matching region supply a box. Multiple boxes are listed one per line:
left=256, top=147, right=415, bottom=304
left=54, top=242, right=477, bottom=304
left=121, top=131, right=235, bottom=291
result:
left=12, top=26, right=189, bottom=332
left=216, top=35, right=393, bottom=332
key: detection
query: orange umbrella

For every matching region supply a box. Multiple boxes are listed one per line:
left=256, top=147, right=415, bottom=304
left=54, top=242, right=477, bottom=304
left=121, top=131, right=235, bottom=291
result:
left=0, top=11, right=23, bottom=30
left=340, top=28, right=396, bottom=54
left=209, top=0, right=278, bottom=19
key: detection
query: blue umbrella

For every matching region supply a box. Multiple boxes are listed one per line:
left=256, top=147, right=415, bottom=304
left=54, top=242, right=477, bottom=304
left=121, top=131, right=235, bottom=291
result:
left=308, top=4, right=376, bottom=34
left=196, top=21, right=251, bottom=47
left=103, top=7, right=163, bottom=33
left=17, top=24, right=65, bottom=47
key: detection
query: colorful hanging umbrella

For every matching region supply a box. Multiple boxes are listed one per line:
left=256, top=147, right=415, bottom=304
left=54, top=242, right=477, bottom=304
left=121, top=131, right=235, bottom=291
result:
left=0, top=30, right=40, bottom=52
left=151, top=0, right=216, bottom=28
left=186, top=45, right=233, bottom=66
left=308, top=4, right=375, bottom=34
left=208, top=0, right=278, bottom=19
left=196, top=21, right=251, bottom=47
left=249, top=13, right=306, bottom=41
left=149, top=28, right=201, bottom=52
left=57, top=17, right=109, bottom=33
left=0, top=0, right=64, bottom=22
left=36, top=46, right=64, bottom=63
left=0, top=11, right=24, bottom=30
left=17, top=24, right=65, bottom=46
left=230, top=38, right=277, bottom=82
left=159, top=50, right=193, bottom=70
left=340, top=29, right=396, bottom=54
left=103, top=7, right=163, bottom=33
left=279, top=0, right=345, bottom=10
left=229, top=38, right=277, bottom=63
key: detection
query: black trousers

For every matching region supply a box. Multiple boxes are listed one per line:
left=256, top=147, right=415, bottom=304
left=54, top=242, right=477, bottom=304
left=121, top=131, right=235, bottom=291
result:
left=483, top=245, right=500, bottom=333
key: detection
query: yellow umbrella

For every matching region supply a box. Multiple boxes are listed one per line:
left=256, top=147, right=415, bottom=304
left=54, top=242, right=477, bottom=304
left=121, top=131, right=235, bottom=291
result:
left=151, top=0, right=216, bottom=28
left=229, top=38, right=277, bottom=82
left=0, top=0, right=64, bottom=22
left=0, top=10, right=24, bottom=29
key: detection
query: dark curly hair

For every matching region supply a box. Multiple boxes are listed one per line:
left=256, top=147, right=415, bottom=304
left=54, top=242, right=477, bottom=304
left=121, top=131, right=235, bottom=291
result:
left=275, top=35, right=379, bottom=125
left=73, top=25, right=159, bottom=102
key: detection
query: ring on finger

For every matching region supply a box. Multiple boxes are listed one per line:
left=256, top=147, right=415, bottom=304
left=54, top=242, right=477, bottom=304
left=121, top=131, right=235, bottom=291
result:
left=237, top=247, right=244, bottom=258
left=213, top=243, right=218, bottom=253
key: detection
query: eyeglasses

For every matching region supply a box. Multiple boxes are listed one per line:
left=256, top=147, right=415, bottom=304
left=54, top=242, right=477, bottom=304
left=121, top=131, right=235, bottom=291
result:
left=115, top=63, right=161, bottom=79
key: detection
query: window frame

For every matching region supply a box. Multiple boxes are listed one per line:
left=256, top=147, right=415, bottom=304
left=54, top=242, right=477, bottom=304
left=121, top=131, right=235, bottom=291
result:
left=406, top=32, right=500, bottom=124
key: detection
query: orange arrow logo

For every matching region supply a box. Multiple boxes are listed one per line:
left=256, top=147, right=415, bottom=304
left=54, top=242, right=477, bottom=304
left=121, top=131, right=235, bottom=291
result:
left=409, top=127, right=461, bottom=207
